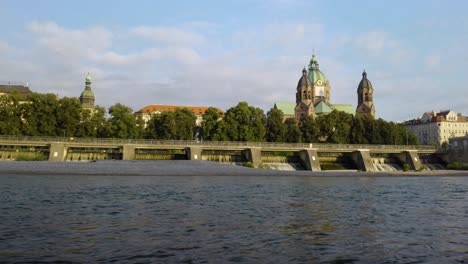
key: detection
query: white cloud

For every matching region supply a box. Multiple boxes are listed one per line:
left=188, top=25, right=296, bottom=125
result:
left=0, top=40, right=10, bottom=54
left=2, top=20, right=466, bottom=122
left=131, top=26, right=205, bottom=45
left=425, top=52, right=441, bottom=69
left=234, top=22, right=323, bottom=52
left=92, top=47, right=201, bottom=67
left=29, top=21, right=112, bottom=56
left=355, top=30, right=396, bottom=57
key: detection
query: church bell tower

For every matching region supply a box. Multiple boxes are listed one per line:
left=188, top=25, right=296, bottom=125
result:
left=356, top=70, right=375, bottom=118
left=79, top=73, right=95, bottom=110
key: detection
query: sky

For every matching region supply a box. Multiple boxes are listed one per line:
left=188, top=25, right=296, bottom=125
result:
left=1, top=0, right=467, bottom=121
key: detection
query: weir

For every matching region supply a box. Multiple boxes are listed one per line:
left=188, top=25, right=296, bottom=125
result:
left=0, top=136, right=445, bottom=171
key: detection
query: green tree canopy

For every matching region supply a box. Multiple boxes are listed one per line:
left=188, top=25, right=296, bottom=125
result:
left=106, top=103, right=139, bottom=138
left=146, top=108, right=196, bottom=140
left=266, top=107, right=286, bottom=142
left=0, top=93, right=22, bottom=135
left=20, top=93, right=59, bottom=136
left=284, top=118, right=302, bottom=143
left=201, top=107, right=224, bottom=141
left=300, top=116, right=318, bottom=143
left=56, top=97, right=82, bottom=137
left=76, top=106, right=107, bottom=138
left=223, top=102, right=266, bottom=141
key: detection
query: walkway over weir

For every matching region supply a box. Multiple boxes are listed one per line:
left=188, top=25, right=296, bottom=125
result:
left=0, top=136, right=440, bottom=172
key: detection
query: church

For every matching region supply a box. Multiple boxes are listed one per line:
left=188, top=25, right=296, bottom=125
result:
left=274, top=53, right=375, bottom=120
left=79, top=73, right=95, bottom=110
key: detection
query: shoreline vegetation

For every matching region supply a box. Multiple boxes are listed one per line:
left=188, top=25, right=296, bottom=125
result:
left=0, top=160, right=467, bottom=177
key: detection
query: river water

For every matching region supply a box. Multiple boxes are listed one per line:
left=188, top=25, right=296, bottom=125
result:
left=1, top=174, right=467, bottom=263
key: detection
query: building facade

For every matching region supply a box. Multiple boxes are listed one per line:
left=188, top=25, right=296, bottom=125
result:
left=0, top=83, right=32, bottom=102
left=79, top=73, right=95, bottom=110
left=135, top=105, right=224, bottom=126
left=274, top=52, right=368, bottom=120
left=404, top=110, right=468, bottom=145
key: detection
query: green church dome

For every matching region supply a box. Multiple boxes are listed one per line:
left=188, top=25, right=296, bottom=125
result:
left=80, top=89, right=95, bottom=98
left=307, top=54, right=329, bottom=85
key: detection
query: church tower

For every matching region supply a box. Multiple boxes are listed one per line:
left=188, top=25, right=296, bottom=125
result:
left=294, top=53, right=332, bottom=121
left=80, top=73, right=95, bottom=110
left=307, top=54, right=331, bottom=105
left=294, top=67, right=315, bottom=120
left=356, top=70, right=375, bottom=118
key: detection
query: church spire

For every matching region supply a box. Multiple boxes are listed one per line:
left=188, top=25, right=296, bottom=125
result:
left=80, top=72, right=95, bottom=110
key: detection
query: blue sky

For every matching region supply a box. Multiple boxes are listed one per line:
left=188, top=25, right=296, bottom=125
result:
left=1, top=0, right=467, bottom=121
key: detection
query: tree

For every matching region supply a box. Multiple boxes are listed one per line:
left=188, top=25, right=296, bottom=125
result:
left=266, top=108, right=286, bottom=142
left=76, top=106, right=107, bottom=137
left=173, top=108, right=197, bottom=140
left=300, top=116, right=319, bottom=143
left=0, top=93, right=22, bottom=135
left=56, top=97, right=82, bottom=137
left=351, top=115, right=368, bottom=144
left=223, top=102, right=266, bottom=141
left=284, top=118, right=302, bottom=143
left=326, top=111, right=353, bottom=144
left=106, top=103, right=139, bottom=138
left=201, top=107, right=224, bottom=141
left=362, top=115, right=382, bottom=144
left=146, top=108, right=196, bottom=140
left=146, top=111, right=175, bottom=139
left=20, top=93, right=59, bottom=136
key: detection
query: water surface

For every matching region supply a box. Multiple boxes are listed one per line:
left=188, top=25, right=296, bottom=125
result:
left=1, top=175, right=467, bottom=263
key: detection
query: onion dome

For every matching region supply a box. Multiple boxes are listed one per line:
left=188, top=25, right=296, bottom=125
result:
left=307, top=54, right=329, bottom=86
left=80, top=72, right=95, bottom=108
left=357, top=70, right=373, bottom=92
left=297, top=67, right=312, bottom=90
left=85, top=73, right=92, bottom=83
left=80, top=88, right=95, bottom=98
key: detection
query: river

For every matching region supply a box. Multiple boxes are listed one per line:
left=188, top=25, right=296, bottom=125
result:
left=1, top=170, right=467, bottom=263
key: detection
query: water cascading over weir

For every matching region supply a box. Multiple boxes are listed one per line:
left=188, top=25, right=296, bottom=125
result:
left=0, top=136, right=446, bottom=172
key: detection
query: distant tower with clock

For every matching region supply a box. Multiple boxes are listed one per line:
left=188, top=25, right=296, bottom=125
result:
left=274, top=51, right=364, bottom=121
left=356, top=70, right=375, bottom=118
left=295, top=53, right=332, bottom=120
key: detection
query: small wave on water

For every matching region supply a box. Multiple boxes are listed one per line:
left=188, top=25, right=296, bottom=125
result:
left=0, top=174, right=467, bottom=263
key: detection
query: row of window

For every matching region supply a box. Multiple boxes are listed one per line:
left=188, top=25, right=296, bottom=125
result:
left=439, top=123, right=468, bottom=127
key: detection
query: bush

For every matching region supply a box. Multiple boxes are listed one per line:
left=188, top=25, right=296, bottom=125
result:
left=403, top=163, right=411, bottom=171
left=417, top=166, right=427, bottom=171
left=447, top=162, right=468, bottom=170
left=16, top=153, right=48, bottom=161
left=242, top=161, right=254, bottom=168
left=321, top=163, right=346, bottom=170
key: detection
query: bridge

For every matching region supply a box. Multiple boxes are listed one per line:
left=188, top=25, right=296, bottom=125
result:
left=0, top=136, right=443, bottom=172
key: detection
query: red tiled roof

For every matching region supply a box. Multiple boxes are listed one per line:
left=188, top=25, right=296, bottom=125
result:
left=135, top=105, right=224, bottom=115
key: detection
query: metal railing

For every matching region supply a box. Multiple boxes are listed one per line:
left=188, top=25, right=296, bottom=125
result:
left=0, top=135, right=437, bottom=151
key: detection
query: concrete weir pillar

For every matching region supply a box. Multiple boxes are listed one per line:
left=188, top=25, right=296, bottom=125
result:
left=122, top=145, right=136, bottom=160
left=404, top=150, right=423, bottom=170
left=299, top=149, right=321, bottom=171
left=49, top=143, right=67, bottom=161
left=351, top=149, right=374, bottom=172
left=242, top=147, right=262, bottom=168
left=187, top=146, right=202, bottom=160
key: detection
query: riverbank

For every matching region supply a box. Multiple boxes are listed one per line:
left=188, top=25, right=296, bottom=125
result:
left=0, top=160, right=467, bottom=176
